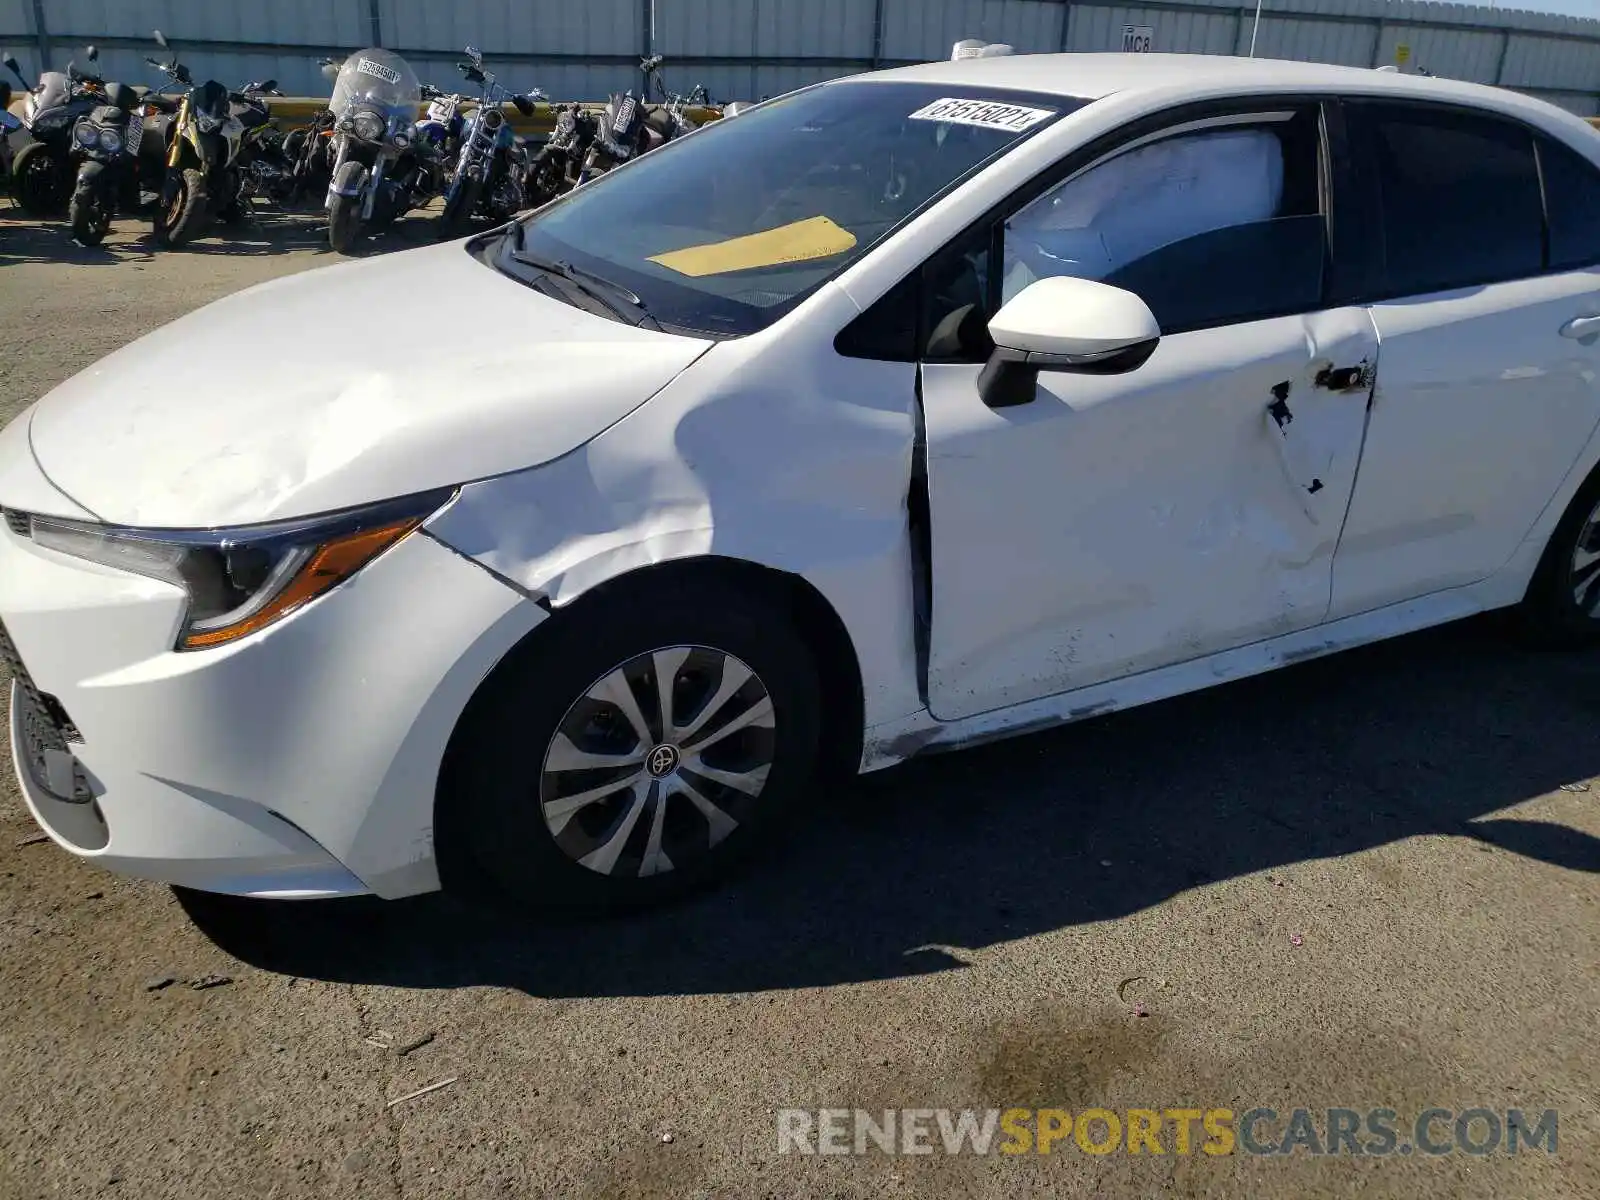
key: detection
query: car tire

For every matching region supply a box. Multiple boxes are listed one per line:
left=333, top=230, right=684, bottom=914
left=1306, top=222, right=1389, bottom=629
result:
left=438, top=579, right=822, bottom=914
left=1520, top=465, right=1600, bottom=646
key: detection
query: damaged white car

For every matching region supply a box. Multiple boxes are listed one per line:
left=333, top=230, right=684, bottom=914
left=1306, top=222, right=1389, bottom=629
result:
left=5, top=53, right=1600, bottom=911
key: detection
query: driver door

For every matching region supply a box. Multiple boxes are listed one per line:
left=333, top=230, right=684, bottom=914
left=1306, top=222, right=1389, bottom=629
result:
left=916, top=101, right=1380, bottom=721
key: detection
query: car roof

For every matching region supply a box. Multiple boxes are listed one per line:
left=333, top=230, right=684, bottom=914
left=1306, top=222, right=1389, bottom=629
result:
left=859, top=52, right=1600, bottom=146
left=866, top=52, right=1467, bottom=100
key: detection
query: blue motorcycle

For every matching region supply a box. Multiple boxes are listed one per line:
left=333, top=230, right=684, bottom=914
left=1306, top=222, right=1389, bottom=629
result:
left=436, top=46, right=541, bottom=239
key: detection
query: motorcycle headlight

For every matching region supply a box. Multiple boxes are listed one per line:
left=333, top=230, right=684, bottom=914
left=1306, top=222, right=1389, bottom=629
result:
left=22, top=489, right=455, bottom=651
left=352, top=110, right=385, bottom=142
left=73, top=122, right=99, bottom=147
left=195, top=110, right=225, bottom=133
left=97, top=127, right=123, bottom=153
left=392, top=128, right=411, bottom=149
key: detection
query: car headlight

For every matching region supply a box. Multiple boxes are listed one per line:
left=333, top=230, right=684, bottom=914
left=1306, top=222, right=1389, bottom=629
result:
left=352, top=110, right=385, bottom=142
left=195, top=110, right=225, bottom=133
left=97, top=127, right=123, bottom=153
left=23, top=488, right=455, bottom=651
left=73, top=121, right=99, bottom=147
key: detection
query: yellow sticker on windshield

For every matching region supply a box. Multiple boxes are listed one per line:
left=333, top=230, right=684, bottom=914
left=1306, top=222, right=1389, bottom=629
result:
left=647, top=216, right=857, bottom=277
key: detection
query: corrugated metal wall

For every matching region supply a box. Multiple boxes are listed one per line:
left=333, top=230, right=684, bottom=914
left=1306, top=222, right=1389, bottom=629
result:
left=4, top=0, right=1598, bottom=114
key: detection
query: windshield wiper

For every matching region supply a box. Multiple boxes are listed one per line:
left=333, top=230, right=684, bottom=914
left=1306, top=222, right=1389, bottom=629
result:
left=507, top=229, right=661, bottom=331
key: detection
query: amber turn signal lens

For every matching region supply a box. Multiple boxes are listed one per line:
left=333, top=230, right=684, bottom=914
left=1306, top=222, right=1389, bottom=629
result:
left=180, top=516, right=423, bottom=649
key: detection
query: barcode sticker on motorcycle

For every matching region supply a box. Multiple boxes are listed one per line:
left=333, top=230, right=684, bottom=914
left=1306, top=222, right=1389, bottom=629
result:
left=907, top=97, right=1055, bottom=132
left=126, top=112, right=142, bottom=156
left=357, top=58, right=402, bottom=84
left=612, top=96, right=636, bottom=134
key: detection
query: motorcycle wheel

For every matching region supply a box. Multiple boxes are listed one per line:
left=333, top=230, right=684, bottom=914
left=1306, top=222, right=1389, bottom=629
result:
left=68, top=190, right=111, bottom=246
left=12, top=143, right=68, bottom=216
left=437, top=176, right=481, bottom=240
left=152, top=168, right=207, bottom=248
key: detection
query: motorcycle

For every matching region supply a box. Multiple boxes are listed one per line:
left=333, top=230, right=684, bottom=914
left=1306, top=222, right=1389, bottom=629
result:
left=219, top=80, right=293, bottom=212
left=576, top=55, right=710, bottom=185
left=278, top=57, right=339, bottom=206
left=145, top=29, right=240, bottom=246
left=67, top=80, right=143, bottom=245
left=0, top=81, right=18, bottom=194
left=4, top=44, right=107, bottom=215
left=436, top=46, right=540, bottom=238
left=524, top=100, right=597, bottom=207
left=322, top=48, right=432, bottom=253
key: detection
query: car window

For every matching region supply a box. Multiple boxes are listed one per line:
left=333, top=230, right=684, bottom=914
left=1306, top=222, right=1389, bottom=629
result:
left=1353, top=102, right=1543, bottom=297
left=1000, top=114, right=1324, bottom=334
left=1537, top=134, right=1600, bottom=271
left=507, top=81, right=1086, bottom=337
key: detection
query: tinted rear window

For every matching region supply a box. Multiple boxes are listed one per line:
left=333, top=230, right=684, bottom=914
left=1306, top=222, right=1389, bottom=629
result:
left=1538, top=134, right=1600, bottom=270
left=1355, top=102, right=1543, bottom=297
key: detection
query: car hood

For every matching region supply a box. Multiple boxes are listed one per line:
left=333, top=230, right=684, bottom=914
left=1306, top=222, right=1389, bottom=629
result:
left=26, top=240, right=714, bottom=527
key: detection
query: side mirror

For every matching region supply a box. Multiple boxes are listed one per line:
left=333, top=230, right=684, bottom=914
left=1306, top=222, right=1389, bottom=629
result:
left=153, top=30, right=168, bottom=49
left=977, top=276, right=1161, bottom=409
left=2, top=53, right=20, bottom=75
left=175, top=64, right=191, bottom=84
left=260, top=78, right=277, bottom=92
left=86, top=44, right=99, bottom=62
left=320, top=60, right=341, bottom=81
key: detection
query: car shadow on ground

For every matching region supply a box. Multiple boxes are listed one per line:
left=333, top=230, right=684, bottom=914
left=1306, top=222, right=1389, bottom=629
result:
left=180, top=613, right=1600, bottom=998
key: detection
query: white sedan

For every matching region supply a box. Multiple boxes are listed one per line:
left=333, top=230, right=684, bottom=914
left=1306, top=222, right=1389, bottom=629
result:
left=5, top=53, right=1600, bottom=912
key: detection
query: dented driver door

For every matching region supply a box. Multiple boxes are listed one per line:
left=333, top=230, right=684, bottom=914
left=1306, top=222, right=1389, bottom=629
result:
left=920, top=308, right=1379, bottom=722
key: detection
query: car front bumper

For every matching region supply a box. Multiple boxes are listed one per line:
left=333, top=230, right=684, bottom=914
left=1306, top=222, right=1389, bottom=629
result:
left=0, top=503, right=545, bottom=899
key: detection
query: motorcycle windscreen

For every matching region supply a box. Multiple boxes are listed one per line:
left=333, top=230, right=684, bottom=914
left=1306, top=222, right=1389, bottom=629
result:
left=329, top=48, right=420, bottom=121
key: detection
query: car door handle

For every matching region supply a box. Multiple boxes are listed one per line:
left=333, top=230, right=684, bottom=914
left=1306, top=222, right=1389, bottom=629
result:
left=1560, top=315, right=1600, bottom=340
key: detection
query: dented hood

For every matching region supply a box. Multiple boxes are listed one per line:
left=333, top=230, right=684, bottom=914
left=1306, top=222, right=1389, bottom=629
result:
left=26, top=241, right=713, bottom=527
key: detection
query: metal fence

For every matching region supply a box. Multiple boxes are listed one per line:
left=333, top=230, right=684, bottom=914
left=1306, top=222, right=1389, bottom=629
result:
left=4, top=0, right=1599, bottom=114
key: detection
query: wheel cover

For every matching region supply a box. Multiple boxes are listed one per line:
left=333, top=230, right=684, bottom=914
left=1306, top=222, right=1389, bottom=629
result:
left=539, top=645, right=775, bottom=878
left=1571, top=499, right=1600, bottom=615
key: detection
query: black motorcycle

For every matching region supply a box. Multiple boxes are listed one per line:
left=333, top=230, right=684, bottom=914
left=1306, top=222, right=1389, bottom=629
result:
left=524, top=101, right=597, bottom=206
left=278, top=57, right=340, bottom=206
left=576, top=55, right=708, bottom=185
left=4, top=45, right=106, bottom=215
left=67, top=81, right=143, bottom=245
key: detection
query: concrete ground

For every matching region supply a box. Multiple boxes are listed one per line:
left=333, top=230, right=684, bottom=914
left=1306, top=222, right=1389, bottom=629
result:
left=0, top=208, right=1596, bottom=1200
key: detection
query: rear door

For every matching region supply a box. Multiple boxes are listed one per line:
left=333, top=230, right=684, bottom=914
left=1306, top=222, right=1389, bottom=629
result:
left=1328, top=100, right=1600, bottom=619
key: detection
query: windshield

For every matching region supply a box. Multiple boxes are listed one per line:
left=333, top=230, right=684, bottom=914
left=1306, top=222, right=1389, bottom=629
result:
left=506, top=80, right=1086, bottom=336
left=329, top=49, right=420, bottom=118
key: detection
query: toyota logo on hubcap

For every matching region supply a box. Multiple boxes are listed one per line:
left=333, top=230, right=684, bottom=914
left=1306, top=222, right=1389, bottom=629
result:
left=645, top=743, right=680, bottom=778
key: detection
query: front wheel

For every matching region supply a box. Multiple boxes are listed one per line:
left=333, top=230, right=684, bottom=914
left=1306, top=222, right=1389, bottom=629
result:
left=327, top=161, right=367, bottom=253
left=438, top=582, right=822, bottom=914
left=12, top=143, right=68, bottom=216
left=68, top=185, right=111, bottom=246
left=436, top=174, right=480, bottom=240
left=152, top=167, right=207, bottom=247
